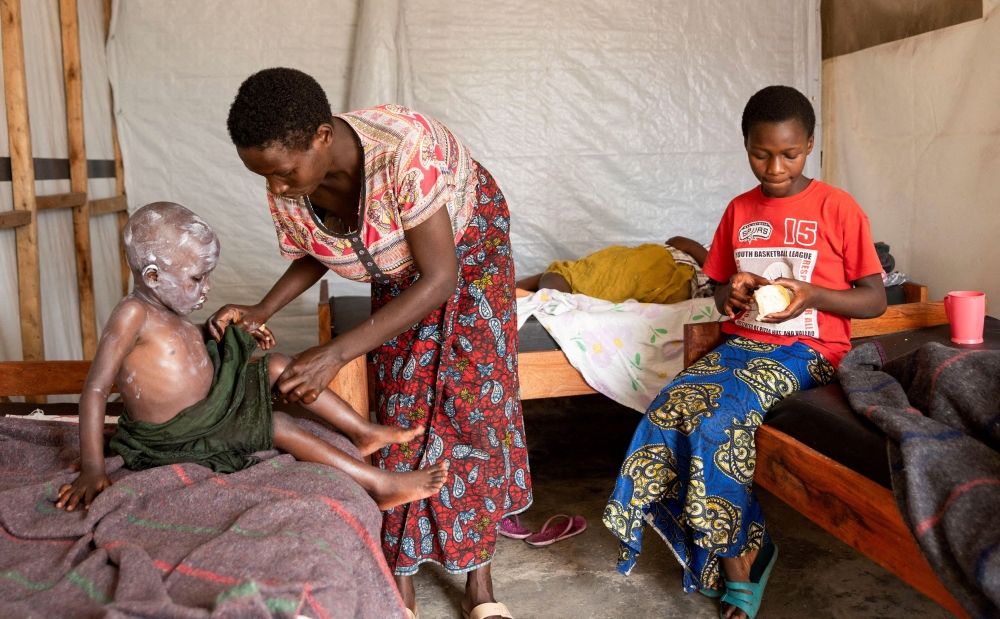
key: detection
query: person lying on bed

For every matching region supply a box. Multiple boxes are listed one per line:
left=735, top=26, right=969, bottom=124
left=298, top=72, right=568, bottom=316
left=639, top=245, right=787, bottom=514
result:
left=56, top=202, right=448, bottom=513
left=515, top=236, right=714, bottom=304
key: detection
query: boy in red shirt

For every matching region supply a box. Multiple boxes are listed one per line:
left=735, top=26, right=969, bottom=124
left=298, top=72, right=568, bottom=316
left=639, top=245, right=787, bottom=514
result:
left=604, top=86, right=885, bottom=619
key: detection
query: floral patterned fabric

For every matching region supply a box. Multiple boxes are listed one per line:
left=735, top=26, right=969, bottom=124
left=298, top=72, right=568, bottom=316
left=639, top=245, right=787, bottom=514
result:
left=371, top=166, right=532, bottom=576
left=267, top=105, right=479, bottom=282
left=603, top=336, right=834, bottom=591
left=516, top=291, right=723, bottom=412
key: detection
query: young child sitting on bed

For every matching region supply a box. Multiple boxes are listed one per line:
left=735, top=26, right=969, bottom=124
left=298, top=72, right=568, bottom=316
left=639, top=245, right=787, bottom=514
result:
left=56, top=202, right=448, bottom=513
left=603, top=86, right=886, bottom=619
left=516, top=235, right=714, bottom=303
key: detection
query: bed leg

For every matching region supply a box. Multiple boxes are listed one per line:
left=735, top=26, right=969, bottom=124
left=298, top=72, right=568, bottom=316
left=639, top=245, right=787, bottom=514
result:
left=328, top=355, right=368, bottom=421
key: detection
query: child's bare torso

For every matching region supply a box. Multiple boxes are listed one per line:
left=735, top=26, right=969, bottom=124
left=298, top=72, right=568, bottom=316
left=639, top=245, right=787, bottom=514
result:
left=114, top=297, right=214, bottom=424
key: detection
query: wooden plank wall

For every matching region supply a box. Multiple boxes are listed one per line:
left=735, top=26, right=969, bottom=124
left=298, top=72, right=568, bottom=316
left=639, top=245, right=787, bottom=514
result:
left=59, top=0, right=98, bottom=359
left=1, top=0, right=131, bottom=374
left=1, top=0, right=44, bottom=367
left=104, top=0, right=130, bottom=297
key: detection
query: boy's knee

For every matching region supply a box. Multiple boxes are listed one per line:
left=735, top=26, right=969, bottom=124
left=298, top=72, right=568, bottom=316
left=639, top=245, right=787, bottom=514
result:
left=268, top=353, right=292, bottom=383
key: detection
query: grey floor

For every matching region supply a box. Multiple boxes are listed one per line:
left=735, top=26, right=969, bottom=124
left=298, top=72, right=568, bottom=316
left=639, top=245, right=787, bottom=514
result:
left=411, top=395, right=953, bottom=619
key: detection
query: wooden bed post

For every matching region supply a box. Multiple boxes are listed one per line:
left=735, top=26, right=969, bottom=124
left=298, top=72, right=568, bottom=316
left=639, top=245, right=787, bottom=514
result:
left=103, top=0, right=130, bottom=297
left=1, top=0, right=44, bottom=370
left=59, top=0, right=98, bottom=359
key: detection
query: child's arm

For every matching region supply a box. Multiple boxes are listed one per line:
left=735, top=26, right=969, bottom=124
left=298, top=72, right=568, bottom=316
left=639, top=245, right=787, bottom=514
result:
left=56, top=299, right=145, bottom=511
left=715, top=272, right=771, bottom=319
left=759, top=273, right=887, bottom=323
left=666, top=236, right=709, bottom=267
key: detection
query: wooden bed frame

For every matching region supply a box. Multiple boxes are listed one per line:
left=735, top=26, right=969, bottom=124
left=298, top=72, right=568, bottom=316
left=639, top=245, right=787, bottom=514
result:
left=315, top=280, right=967, bottom=617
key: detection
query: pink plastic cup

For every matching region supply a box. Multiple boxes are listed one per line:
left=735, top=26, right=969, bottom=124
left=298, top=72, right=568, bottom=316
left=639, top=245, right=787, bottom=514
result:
left=943, top=291, right=986, bottom=344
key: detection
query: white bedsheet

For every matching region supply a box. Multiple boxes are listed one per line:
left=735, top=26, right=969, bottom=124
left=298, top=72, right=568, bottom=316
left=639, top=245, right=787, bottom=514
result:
left=517, top=291, right=724, bottom=412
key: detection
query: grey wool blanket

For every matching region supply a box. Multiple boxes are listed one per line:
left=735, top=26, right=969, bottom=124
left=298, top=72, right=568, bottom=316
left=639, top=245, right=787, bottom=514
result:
left=0, top=416, right=406, bottom=619
left=838, top=341, right=1000, bottom=618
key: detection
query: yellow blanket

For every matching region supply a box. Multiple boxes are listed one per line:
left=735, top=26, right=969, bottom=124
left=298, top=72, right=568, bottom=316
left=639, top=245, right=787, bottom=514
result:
left=544, top=244, right=695, bottom=304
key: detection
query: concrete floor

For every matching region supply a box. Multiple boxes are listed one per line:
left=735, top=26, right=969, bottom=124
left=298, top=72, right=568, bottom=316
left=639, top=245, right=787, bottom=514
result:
left=411, top=394, right=954, bottom=619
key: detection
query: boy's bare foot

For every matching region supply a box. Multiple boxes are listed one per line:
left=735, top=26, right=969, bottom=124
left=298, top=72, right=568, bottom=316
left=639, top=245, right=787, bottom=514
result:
left=369, top=461, right=449, bottom=510
left=354, top=424, right=426, bottom=457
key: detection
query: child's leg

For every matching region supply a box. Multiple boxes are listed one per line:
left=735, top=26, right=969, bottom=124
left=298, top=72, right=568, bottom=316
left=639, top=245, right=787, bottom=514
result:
left=269, top=353, right=423, bottom=457
left=272, top=410, right=448, bottom=510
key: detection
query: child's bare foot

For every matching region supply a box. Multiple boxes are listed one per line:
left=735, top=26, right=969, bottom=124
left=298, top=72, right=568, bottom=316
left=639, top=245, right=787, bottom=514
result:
left=354, top=424, right=426, bottom=457
left=369, top=461, right=449, bottom=510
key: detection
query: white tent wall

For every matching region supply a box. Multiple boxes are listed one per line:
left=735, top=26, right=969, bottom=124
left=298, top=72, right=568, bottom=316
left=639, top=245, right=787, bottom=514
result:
left=823, top=2, right=1000, bottom=308
left=0, top=0, right=121, bottom=366
left=107, top=0, right=821, bottom=356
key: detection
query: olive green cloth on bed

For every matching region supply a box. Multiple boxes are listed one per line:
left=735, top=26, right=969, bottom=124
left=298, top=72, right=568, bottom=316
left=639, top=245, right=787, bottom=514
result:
left=110, top=326, right=273, bottom=474
left=544, top=243, right=696, bottom=304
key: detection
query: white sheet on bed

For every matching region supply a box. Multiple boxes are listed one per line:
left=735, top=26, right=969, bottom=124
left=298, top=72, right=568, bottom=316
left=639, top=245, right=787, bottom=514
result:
left=517, top=290, right=724, bottom=412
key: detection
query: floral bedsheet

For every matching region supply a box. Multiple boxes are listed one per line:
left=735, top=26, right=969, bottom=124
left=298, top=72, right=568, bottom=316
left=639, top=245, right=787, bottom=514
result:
left=517, top=290, right=724, bottom=412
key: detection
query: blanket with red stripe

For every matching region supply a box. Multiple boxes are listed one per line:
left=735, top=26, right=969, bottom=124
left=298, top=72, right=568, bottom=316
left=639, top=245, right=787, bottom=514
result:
left=0, top=416, right=405, bottom=619
left=839, top=342, right=1000, bottom=618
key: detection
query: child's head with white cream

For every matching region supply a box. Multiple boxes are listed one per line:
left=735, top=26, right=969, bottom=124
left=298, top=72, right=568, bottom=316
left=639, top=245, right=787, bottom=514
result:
left=123, top=202, right=219, bottom=316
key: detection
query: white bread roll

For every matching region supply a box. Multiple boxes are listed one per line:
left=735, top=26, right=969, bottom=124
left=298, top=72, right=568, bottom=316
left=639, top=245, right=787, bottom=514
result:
left=754, top=284, right=792, bottom=320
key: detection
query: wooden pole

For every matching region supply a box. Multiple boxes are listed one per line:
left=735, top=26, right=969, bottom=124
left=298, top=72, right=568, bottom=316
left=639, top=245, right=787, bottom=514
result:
left=2, top=0, right=44, bottom=365
left=103, top=0, right=129, bottom=296
left=59, top=0, right=98, bottom=359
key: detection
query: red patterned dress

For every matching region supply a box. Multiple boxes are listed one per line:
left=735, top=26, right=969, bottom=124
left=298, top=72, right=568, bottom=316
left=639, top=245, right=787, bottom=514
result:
left=266, top=106, right=532, bottom=576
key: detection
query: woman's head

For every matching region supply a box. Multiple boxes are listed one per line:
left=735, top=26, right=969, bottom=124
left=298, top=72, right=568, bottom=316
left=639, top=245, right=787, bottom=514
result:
left=228, top=68, right=335, bottom=198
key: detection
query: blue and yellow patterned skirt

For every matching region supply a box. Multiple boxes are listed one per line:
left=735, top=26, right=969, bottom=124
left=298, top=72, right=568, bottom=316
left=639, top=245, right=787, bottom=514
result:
left=603, top=335, right=834, bottom=591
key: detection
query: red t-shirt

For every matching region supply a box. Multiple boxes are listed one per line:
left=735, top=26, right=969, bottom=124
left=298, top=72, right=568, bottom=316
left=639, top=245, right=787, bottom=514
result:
left=702, top=180, right=882, bottom=367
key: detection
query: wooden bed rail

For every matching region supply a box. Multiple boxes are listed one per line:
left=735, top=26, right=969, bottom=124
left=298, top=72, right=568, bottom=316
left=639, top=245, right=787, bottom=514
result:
left=683, top=298, right=950, bottom=367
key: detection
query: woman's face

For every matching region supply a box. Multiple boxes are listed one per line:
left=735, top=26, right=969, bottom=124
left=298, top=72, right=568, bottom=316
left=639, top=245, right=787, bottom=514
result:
left=237, top=126, right=332, bottom=199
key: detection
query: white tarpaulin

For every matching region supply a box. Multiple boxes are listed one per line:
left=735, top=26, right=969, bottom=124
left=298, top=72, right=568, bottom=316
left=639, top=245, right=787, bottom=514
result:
left=3, top=0, right=821, bottom=360
left=0, top=0, right=120, bottom=363
left=823, top=3, right=1000, bottom=306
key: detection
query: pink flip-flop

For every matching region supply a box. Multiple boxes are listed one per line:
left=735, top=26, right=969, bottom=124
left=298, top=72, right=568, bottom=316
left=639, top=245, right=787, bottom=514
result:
left=524, top=514, right=587, bottom=547
left=499, top=514, right=532, bottom=539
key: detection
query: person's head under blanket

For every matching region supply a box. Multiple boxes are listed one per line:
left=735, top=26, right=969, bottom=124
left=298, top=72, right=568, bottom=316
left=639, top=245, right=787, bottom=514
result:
left=55, top=202, right=447, bottom=514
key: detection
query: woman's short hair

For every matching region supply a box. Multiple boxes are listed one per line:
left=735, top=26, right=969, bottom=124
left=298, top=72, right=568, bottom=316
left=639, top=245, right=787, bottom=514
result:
left=227, top=67, right=332, bottom=150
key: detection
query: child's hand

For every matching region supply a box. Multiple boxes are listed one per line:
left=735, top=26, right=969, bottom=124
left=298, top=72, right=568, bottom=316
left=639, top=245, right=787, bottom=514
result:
left=723, top=272, right=770, bottom=319
left=756, top=277, right=817, bottom=323
left=56, top=470, right=112, bottom=512
left=207, top=304, right=275, bottom=350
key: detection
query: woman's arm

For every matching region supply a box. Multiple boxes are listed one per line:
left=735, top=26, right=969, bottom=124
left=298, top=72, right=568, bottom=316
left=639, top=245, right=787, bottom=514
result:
left=758, top=273, right=887, bottom=323
left=207, top=254, right=328, bottom=348
left=276, top=206, right=459, bottom=404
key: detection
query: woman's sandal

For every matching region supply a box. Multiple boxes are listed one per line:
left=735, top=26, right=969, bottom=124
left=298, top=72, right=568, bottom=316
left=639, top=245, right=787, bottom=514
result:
left=462, top=601, right=514, bottom=619
left=404, top=606, right=419, bottom=619
left=524, top=514, right=587, bottom=547
left=718, top=542, right=779, bottom=619
left=498, top=514, right=532, bottom=539
left=699, top=587, right=724, bottom=599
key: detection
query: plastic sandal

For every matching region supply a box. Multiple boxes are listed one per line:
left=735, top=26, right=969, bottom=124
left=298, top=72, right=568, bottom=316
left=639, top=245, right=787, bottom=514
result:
left=405, top=608, right=419, bottom=619
left=463, top=602, right=514, bottom=619
left=498, top=514, right=532, bottom=539
left=699, top=587, right=724, bottom=598
left=718, top=542, right=779, bottom=619
left=524, top=514, right=586, bottom=547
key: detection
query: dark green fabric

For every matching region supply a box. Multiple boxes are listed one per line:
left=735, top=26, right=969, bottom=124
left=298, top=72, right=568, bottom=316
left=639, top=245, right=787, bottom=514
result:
left=110, top=326, right=273, bottom=473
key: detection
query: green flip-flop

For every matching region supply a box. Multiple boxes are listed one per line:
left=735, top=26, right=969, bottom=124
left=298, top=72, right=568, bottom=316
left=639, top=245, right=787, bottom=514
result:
left=718, top=542, right=779, bottom=619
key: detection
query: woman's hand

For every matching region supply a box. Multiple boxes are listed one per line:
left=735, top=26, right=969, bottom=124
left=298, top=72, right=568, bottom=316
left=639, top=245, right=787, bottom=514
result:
left=721, top=272, right=770, bottom=319
left=755, top=278, right=818, bottom=323
left=207, top=304, right=275, bottom=350
left=275, top=344, right=345, bottom=405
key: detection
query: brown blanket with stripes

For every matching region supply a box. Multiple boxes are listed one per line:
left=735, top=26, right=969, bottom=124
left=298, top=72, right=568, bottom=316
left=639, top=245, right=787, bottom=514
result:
left=0, top=415, right=405, bottom=619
